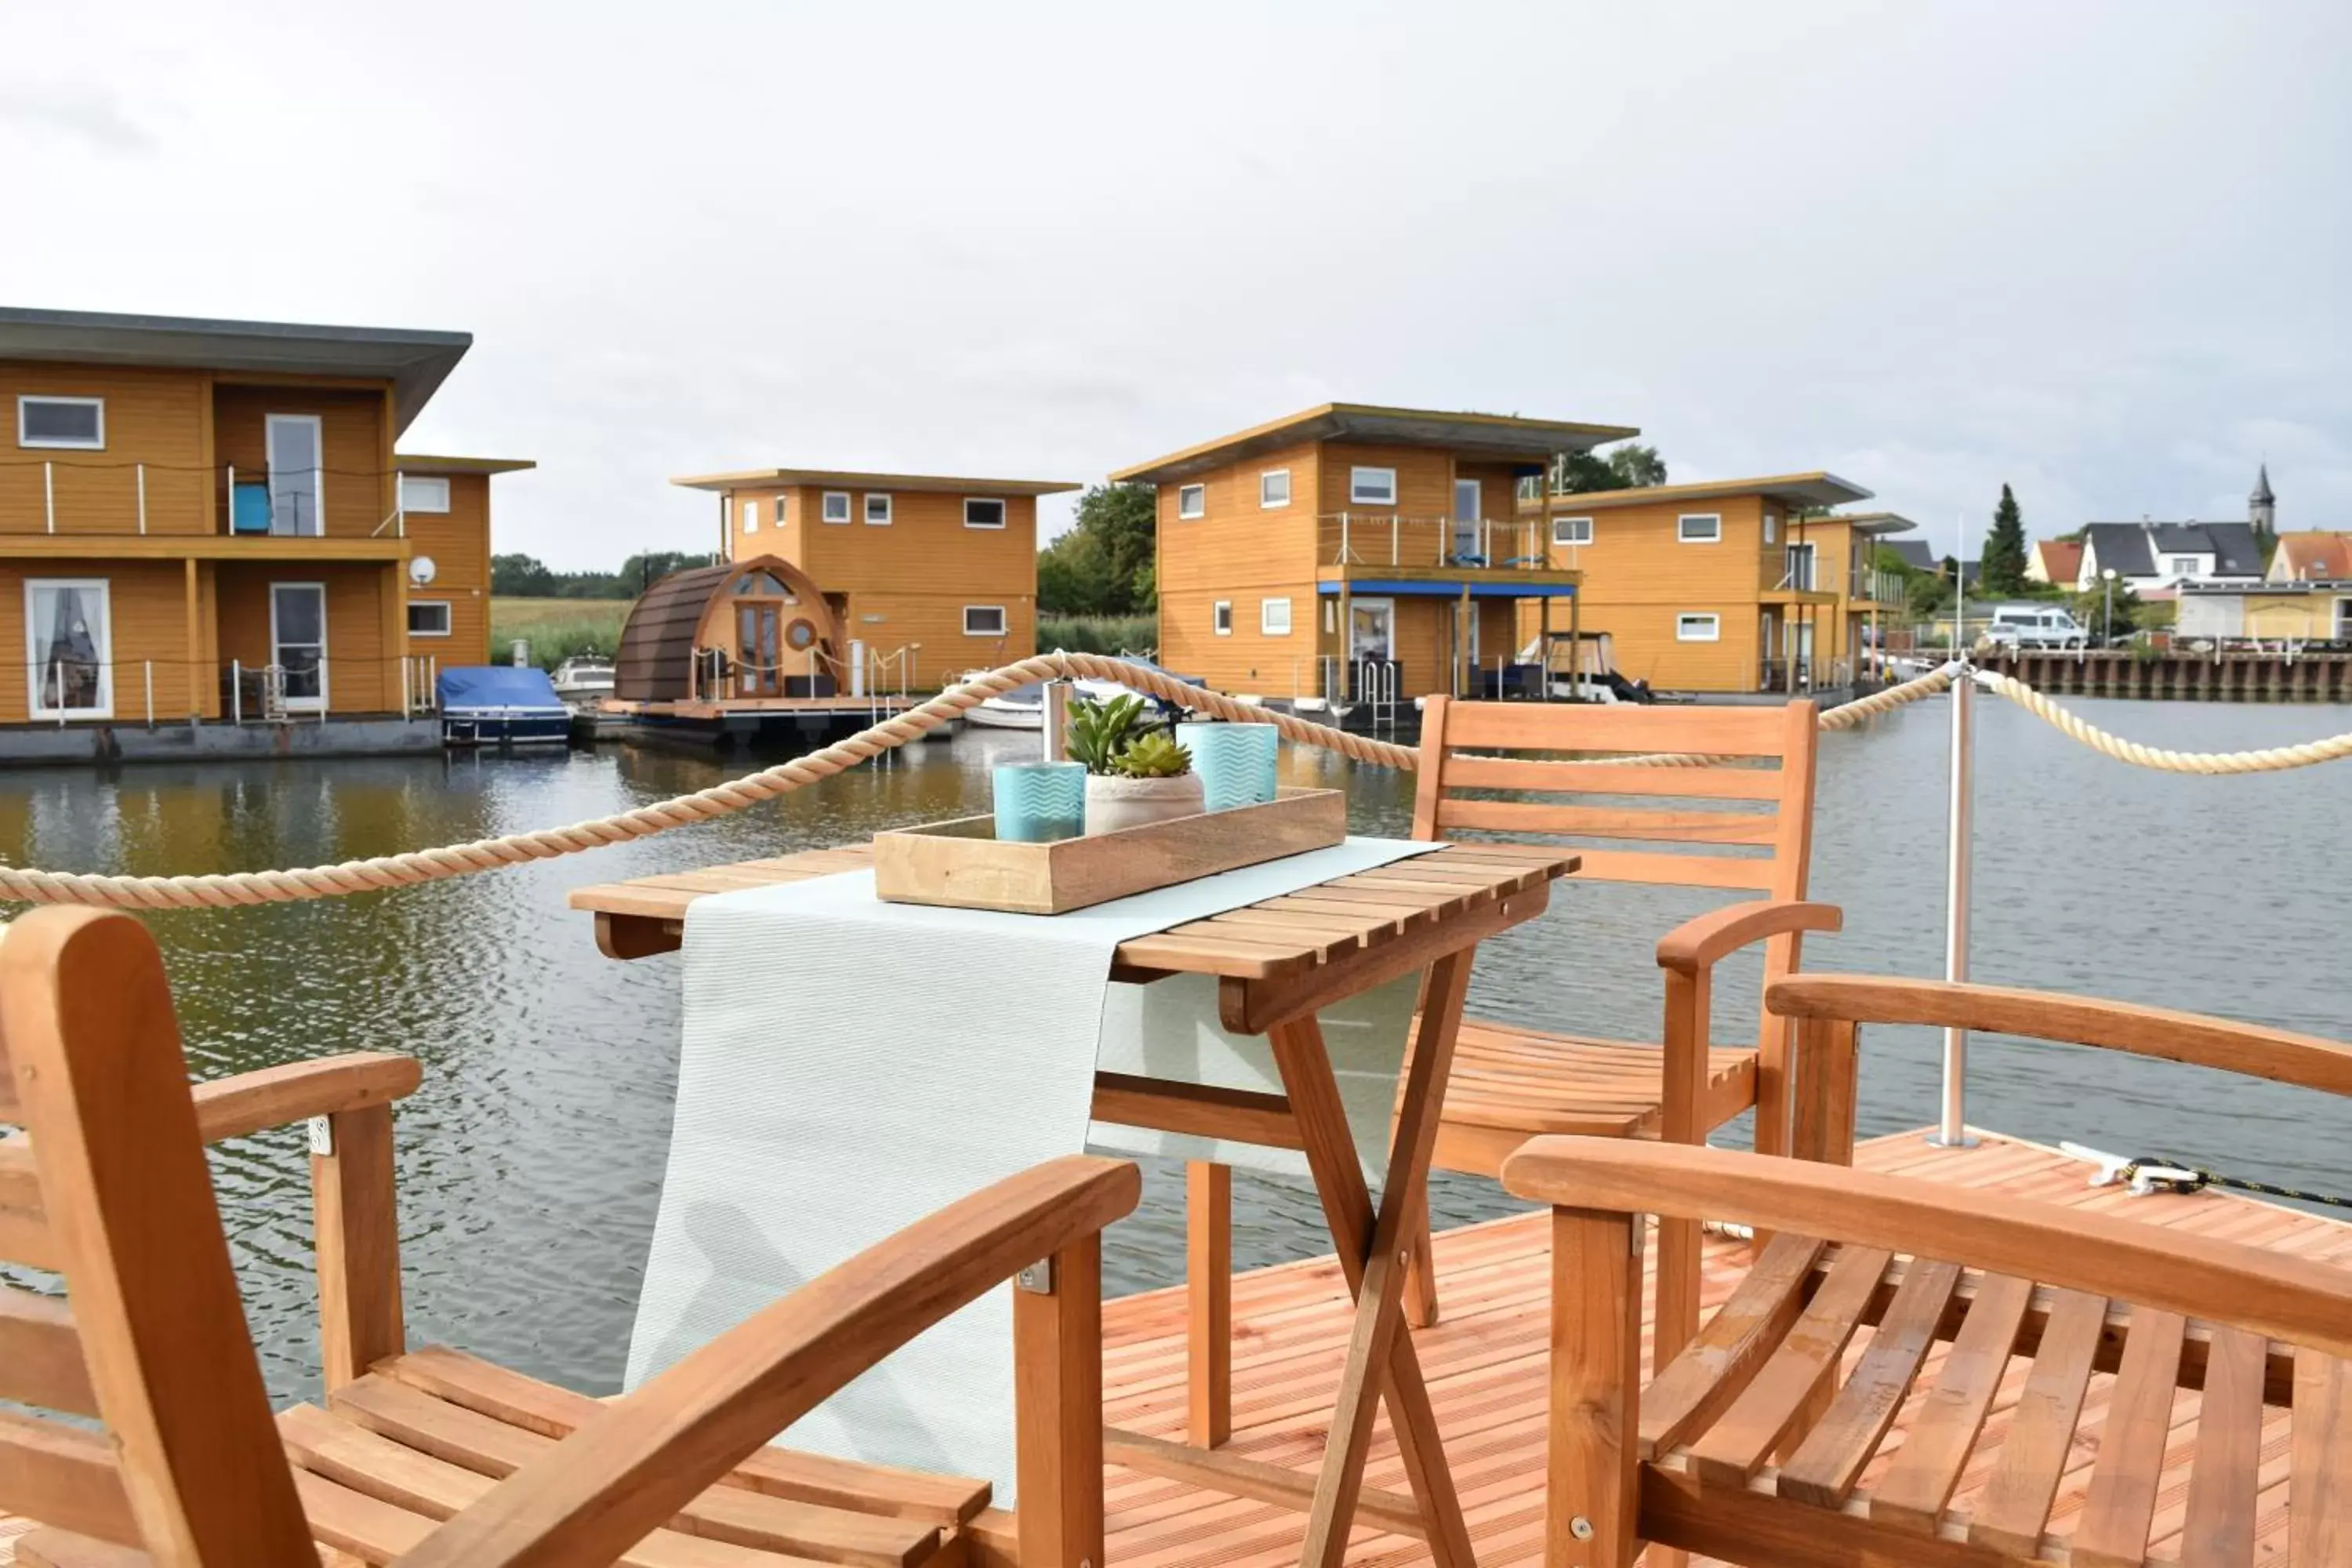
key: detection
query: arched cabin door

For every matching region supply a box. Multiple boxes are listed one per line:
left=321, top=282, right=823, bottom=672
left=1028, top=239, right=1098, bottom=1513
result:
left=724, top=565, right=830, bottom=699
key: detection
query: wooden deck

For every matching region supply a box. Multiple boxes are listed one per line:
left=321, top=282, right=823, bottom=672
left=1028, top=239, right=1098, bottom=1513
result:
left=5, top=1129, right=2343, bottom=1565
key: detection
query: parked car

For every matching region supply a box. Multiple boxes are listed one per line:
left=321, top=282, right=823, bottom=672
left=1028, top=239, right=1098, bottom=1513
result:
left=1979, top=604, right=2090, bottom=650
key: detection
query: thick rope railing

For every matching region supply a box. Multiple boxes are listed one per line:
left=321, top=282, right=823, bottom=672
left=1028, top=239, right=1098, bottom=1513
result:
left=0, top=653, right=2338, bottom=910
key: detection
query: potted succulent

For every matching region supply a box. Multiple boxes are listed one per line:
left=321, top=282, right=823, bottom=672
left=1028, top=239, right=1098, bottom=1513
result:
left=1065, top=695, right=1203, bottom=835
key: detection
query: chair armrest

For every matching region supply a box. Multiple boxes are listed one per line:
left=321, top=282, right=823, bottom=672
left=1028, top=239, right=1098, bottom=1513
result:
left=1655, top=900, right=1842, bottom=975
left=1769, top=975, right=2352, bottom=1098
left=1501, top=1137, right=2352, bottom=1359
left=395, top=1154, right=1142, bottom=1568
left=191, top=1053, right=423, bottom=1143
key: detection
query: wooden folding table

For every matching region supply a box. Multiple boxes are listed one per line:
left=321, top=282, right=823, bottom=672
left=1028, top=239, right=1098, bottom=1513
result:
left=572, top=839, right=1577, bottom=1568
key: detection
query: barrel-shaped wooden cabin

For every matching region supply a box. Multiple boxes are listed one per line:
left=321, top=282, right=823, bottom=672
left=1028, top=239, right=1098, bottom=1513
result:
left=614, top=554, right=846, bottom=703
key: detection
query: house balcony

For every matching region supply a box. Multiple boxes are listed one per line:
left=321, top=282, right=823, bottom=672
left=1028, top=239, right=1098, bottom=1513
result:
left=0, top=456, right=410, bottom=557
left=1760, top=558, right=1903, bottom=608
left=1314, top=514, right=1577, bottom=595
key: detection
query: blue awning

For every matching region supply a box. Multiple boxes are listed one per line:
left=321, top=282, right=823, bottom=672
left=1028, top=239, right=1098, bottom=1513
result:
left=1315, top=579, right=1577, bottom=599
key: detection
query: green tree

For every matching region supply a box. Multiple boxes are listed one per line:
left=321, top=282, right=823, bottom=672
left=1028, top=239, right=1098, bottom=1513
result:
left=2069, top=575, right=2145, bottom=644
left=1552, top=441, right=1668, bottom=494
left=1980, top=483, right=2029, bottom=597
left=1037, top=482, right=1156, bottom=615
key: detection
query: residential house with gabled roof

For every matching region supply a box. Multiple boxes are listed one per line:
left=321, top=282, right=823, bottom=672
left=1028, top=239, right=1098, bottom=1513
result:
left=2075, top=521, right=2264, bottom=595
left=2027, top=539, right=2082, bottom=586
left=2267, top=532, right=2352, bottom=583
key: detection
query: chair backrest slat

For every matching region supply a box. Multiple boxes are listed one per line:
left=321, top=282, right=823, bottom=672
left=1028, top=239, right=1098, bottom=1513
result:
left=1566, top=848, right=1784, bottom=892
left=1434, top=798, right=1780, bottom=847
left=0, top=1287, right=98, bottom=1416
left=1432, top=699, right=1796, bottom=757
left=1441, top=755, right=1788, bottom=800
left=0, top=908, right=314, bottom=1561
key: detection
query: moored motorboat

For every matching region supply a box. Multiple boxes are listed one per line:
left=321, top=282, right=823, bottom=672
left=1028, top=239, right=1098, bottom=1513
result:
left=550, top=654, right=616, bottom=710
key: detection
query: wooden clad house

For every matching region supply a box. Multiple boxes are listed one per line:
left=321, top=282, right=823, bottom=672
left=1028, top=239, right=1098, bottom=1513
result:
left=670, top=468, right=1079, bottom=686
left=1528, top=474, right=1910, bottom=693
left=1112, top=403, right=1636, bottom=702
left=0, top=306, right=525, bottom=731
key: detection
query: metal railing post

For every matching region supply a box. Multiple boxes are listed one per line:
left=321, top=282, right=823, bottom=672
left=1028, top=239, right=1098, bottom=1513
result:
left=136, top=463, right=147, bottom=535
left=143, top=661, right=153, bottom=728
left=1932, top=662, right=1978, bottom=1146
left=43, top=461, right=54, bottom=534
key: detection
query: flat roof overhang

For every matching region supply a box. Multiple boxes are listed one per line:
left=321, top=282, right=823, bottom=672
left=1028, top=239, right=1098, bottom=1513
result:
left=0, top=307, right=470, bottom=436
left=1536, top=472, right=1874, bottom=514
left=673, top=468, right=1080, bottom=496
left=1316, top=566, right=1578, bottom=598
left=395, top=452, right=536, bottom=477
left=0, top=536, right=410, bottom=562
left=1112, top=403, right=1640, bottom=486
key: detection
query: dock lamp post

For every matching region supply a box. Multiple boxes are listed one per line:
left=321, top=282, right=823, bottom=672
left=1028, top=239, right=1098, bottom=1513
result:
left=2102, top=568, right=2118, bottom=644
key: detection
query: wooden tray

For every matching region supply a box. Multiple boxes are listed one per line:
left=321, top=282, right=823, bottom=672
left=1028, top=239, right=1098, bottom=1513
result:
left=872, top=788, right=1346, bottom=915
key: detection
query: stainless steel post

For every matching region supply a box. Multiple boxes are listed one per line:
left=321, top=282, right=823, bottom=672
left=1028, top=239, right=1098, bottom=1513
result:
left=1041, top=678, right=1073, bottom=764
left=1932, top=663, right=1978, bottom=1146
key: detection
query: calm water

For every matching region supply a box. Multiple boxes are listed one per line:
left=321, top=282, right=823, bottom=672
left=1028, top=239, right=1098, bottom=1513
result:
left=2, top=696, right=2347, bottom=1406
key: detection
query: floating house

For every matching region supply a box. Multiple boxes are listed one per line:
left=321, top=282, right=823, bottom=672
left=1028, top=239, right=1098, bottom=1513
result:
left=1113, top=403, right=1634, bottom=703
left=0, top=306, right=527, bottom=760
left=1528, top=474, right=1911, bottom=693
left=669, top=467, right=1081, bottom=685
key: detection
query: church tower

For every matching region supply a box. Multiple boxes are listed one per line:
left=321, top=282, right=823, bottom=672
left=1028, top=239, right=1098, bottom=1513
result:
left=2250, top=463, right=2276, bottom=534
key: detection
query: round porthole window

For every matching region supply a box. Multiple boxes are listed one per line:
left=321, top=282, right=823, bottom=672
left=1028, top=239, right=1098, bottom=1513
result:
left=785, top=618, right=818, bottom=651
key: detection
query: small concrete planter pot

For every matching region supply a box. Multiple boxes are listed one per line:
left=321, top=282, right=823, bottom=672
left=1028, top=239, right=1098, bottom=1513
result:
left=1084, top=773, right=1206, bottom=837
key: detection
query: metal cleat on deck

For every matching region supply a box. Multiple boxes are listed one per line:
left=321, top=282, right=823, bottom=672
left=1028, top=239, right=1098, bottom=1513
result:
left=2060, top=1140, right=2206, bottom=1196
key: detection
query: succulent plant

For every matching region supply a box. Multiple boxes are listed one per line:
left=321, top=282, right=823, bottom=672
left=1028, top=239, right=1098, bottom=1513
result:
left=1065, top=694, right=1153, bottom=775
left=1112, top=731, right=1193, bottom=779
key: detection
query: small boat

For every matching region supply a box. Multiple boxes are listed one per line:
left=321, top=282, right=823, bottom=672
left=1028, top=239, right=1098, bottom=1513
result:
left=438, top=666, right=572, bottom=749
left=961, top=657, right=1206, bottom=730
left=550, top=655, right=616, bottom=709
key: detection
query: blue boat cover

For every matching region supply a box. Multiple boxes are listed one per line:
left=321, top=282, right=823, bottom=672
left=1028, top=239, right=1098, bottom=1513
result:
left=437, top=665, right=568, bottom=713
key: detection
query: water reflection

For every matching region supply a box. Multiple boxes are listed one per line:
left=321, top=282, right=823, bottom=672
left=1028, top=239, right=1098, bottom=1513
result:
left=0, top=697, right=2344, bottom=1404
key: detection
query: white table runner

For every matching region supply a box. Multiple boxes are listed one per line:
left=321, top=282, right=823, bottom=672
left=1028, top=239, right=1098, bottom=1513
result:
left=626, top=837, right=1433, bottom=1498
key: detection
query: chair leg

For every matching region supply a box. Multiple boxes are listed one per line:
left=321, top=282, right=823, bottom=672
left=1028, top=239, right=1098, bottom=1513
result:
left=1014, top=1231, right=1105, bottom=1568
left=1548, top=1206, right=1643, bottom=1568
left=1185, top=1160, right=1232, bottom=1447
left=1402, top=1177, right=1441, bottom=1328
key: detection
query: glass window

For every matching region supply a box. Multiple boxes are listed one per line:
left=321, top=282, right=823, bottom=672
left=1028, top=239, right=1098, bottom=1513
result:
left=2169, top=556, right=2199, bottom=576
left=822, top=491, right=851, bottom=524
left=1349, top=466, right=1397, bottom=506
left=1675, top=613, right=1721, bottom=641
left=400, top=476, right=451, bottom=514
left=1260, top=470, right=1290, bottom=509
left=964, top=604, right=1007, bottom=635
left=735, top=572, right=789, bottom=597
left=1178, top=484, right=1206, bottom=519
left=1261, top=597, right=1293, bottom=636
left=1764, top=513, right=1778, bottom=544
left=964, top=497, right=1007, bottom=529
left=1213, top=600, right=1232, bottom=635
left=742, top=500, right=758, bottom=534
left=25, top=579, right=111, bottom=717
left=1552, top=516, right=1593, bottom=546
left=407, top=601, right=452, bottom=637
left=16, top=396, right=104, bottom=450
left=774, top=495, right=789, bottom=526
left=1678, top=514, right=1722, bottom=543
left=864, top=492, right=893, bottom=525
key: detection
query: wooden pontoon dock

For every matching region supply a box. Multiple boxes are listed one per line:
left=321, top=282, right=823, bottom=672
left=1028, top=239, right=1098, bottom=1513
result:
left=2, top=1129, right=2340, bottom=1566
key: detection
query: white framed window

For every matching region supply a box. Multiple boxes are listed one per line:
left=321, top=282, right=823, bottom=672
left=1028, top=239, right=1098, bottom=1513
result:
left=742, top=500, right=759, bottom=534
left=864, top=492, right=892, bottom=525
left=1764, top=513, right=1778, bottom=545
left=1259, top=469, right=1291, bottom=509
left=1213, top=600, right=1232, bottom=636
left=774, top=494, right=789, bottom=526
left=2336, top=598, right=2352, bottom=639
left=963, top=604, right=1007, bottom=636
left=2168, top=556, right=2200, bottom=578
left=1260, top=597, right=1293, bottom=636
left=822, top=491, right=851, bottom=524
left=407, top=601, right=452, bottom=637
left=25, top=578, right=112, bottom=718
left=1349, top=466, right=1398, bottom=506
left=1675, top=612, right=1722, bottom=642
left=1552, top=516, right=1594, bottom=546
left=1678, top=513, right=1722, bottom=543
left=16, top=396, right=104, bottom=451
left=1178, top=483, right=1207, bottom=519
left=400, top=475, right=452, bottom=514
left=964, top=497, right=1006, bottom=529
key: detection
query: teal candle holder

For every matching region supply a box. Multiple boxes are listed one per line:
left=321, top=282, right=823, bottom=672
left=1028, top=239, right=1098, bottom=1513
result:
left=1176, top=721, right=1280, bottom=812
left=992, top=760, right=1086, bottom=842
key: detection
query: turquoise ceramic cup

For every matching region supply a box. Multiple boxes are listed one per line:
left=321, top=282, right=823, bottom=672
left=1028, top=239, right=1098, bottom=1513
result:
left=992, top=760, right=1086, bottom=842
left=1177, top=721, right=1280, bottom=811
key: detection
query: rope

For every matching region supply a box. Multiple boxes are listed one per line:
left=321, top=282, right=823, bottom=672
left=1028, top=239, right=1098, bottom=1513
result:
left=0, top=651, right=2339, bottom=910
left=1977, top=670, right=2352, bottom=774
left=0, top=655, right=1410, bottom=910
left=2110, top=1155, right=2352, bottom=1211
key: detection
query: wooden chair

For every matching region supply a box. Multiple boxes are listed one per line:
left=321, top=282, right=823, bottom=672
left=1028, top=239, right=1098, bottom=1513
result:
left=1502, top=975, right=2352, bottom=1567
left=0, top=905, right=1136, bottom=1568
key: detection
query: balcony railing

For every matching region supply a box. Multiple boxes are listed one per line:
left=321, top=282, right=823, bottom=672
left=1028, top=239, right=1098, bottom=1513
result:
left=2, top=459, right=409, bottom=539
left=1318, top=514, right=1552, bottom=572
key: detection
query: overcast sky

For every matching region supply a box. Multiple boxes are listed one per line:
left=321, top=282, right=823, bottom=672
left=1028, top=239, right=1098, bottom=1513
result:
left=5, top=2, right=2346, bottom=568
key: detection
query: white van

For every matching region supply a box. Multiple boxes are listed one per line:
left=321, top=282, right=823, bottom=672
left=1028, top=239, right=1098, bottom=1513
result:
left=1980, top=604, right=2089, bottom=650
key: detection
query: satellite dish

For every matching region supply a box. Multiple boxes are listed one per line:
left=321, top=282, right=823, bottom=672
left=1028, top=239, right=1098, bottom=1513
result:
left=408, top=555, right=437, bottom=587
